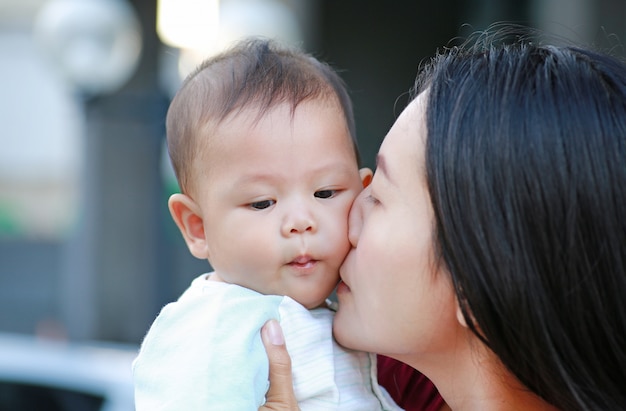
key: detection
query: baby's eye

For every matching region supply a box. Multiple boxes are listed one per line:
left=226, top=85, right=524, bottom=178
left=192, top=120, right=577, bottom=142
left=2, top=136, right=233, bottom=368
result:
left=250, top=199, right=275, bottom=210
left=314, top=189, right=336, bottom=199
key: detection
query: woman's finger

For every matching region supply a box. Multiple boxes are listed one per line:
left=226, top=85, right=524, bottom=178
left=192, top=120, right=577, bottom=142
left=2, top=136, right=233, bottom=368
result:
left=258, top=319, right=300, bottom=411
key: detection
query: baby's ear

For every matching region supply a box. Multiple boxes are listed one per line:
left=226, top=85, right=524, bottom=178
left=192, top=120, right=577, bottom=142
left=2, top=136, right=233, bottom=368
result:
left=168, top=193, right=210, bottom=259
left=359, top=168, right=373, bottom=188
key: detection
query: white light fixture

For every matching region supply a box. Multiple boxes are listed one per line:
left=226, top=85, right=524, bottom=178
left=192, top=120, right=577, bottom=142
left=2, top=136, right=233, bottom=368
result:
left=34, top=0, right=142, bottom=96
left=157, top=0, right=220, bottom=52
left=158, top=0, right=303, bottom=83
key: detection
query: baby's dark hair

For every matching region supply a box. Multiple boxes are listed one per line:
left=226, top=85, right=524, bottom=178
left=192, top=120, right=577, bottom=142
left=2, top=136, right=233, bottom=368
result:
left=166, top=37, right=359, bottom=194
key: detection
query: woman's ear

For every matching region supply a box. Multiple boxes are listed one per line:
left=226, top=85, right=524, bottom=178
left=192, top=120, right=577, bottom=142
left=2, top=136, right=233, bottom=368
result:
left=359, top=168, right=373, bottom=188
left=168, top=193, right=210, bottom=259
left=456, top=299, right=469, bottom=329
left=455, top=293, right=478, bottom=329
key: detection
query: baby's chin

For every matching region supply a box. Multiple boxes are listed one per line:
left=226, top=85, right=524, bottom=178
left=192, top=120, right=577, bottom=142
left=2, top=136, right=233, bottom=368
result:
left=293, top=296, right=329, bottom=310
left=287, top=281, right=339, bottom=309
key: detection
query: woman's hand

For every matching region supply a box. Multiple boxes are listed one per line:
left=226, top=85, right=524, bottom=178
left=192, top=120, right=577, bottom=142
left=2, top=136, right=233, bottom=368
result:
left=259, top=320, right=300, bottom=411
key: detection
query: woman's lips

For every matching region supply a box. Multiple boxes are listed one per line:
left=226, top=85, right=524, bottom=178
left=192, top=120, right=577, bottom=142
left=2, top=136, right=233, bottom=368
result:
left=336, top=280, right=350, bottom=294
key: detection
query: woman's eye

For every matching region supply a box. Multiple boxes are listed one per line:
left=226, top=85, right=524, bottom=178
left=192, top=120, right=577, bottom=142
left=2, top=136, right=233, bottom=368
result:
left=365, top=194, right=380, bottom=206
left=250, top=200, right=275, bottom=210
left=314, top=189, right=336, bottom=199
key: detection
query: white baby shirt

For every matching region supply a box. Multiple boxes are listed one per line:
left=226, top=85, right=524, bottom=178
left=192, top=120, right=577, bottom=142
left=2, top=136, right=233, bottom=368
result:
left=133, top=273, right=403, bottom=410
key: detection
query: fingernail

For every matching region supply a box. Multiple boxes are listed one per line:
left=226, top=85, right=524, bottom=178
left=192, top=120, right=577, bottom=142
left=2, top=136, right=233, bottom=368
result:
left=266, top=319, right=284, bottom=345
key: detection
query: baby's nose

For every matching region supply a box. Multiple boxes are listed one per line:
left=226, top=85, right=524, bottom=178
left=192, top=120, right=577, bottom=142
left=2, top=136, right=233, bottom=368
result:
left=281, top=206, right=317, bottom=236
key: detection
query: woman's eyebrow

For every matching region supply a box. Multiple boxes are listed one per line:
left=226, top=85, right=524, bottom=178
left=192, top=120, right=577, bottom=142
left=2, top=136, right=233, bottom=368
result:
left=375, top=154, right=396, bottom=186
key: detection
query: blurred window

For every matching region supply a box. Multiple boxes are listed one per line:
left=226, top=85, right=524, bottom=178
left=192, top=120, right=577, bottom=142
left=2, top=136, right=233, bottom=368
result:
left=0, top=12, right=83, bottom=240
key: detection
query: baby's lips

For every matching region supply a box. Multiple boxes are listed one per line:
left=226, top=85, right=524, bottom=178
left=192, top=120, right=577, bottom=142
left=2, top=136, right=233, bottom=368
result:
left=291, top=254, right=314, bottom=264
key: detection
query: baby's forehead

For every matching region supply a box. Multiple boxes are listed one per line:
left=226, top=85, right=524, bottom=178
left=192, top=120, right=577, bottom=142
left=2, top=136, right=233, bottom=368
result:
left=202, top=96, right=353, bottom=145
left=191, top=98, right=358, bottom=175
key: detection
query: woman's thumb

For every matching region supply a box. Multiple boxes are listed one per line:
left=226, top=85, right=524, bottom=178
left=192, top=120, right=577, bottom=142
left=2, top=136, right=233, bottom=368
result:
left=259, top=320, right=300, bottom=411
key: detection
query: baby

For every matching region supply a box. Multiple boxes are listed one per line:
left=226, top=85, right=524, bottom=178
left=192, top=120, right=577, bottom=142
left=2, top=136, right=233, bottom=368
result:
left=132, top=38, right=401, bottom=410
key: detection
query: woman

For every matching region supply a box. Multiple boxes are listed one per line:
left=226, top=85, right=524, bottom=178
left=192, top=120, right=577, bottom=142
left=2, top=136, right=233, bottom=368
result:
left=262, top=33, right=626, bottom=411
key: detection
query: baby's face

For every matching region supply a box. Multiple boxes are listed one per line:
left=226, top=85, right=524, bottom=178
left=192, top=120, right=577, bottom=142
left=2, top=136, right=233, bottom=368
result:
left=193, top=100, right=364, bottom=308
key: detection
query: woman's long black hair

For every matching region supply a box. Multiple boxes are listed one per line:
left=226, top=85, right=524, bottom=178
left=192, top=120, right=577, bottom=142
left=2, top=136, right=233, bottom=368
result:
left=417, top=29, right=626, bottom=411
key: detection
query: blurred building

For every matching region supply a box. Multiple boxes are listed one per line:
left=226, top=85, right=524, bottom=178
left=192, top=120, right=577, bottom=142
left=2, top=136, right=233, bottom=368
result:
left=0, top=0, right=624, bottom=343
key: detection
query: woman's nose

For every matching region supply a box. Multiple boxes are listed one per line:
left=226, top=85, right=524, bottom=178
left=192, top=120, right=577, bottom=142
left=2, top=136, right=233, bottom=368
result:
left=347, top=187, right=367, bottom=248
left=281, top=206, right=317, bottom=236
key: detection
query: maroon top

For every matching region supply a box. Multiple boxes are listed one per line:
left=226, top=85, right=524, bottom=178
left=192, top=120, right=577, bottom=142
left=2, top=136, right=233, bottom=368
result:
left=377, top=355, right=445, bottom=411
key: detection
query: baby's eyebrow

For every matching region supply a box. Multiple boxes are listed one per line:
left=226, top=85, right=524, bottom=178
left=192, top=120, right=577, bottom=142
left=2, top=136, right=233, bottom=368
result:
left=233, top=174, right=276, bottom=185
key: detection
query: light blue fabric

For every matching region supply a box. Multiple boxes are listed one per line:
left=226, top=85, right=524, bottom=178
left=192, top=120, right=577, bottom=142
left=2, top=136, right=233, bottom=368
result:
left=133, top=276, right=282, bottom=410
left=133, top=274, right=404, bottom=410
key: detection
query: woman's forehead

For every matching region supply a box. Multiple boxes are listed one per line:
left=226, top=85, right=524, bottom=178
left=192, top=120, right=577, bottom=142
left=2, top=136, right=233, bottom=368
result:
left=380, top=94, right=427, bottom=173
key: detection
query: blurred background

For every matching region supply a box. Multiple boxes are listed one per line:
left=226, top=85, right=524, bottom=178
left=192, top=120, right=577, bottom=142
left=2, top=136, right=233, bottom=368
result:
left=1, top=0, right=625, bottom=346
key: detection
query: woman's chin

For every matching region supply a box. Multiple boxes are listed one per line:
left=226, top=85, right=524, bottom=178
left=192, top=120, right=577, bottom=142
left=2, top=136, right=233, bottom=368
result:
left=333, top=304, right=355, bottom=347
left=332, top=318, right=349, bottom=347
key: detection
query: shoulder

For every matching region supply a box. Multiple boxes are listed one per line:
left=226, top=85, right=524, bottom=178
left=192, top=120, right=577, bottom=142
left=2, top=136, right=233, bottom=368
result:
left=377, top=355, right=445, bottom=411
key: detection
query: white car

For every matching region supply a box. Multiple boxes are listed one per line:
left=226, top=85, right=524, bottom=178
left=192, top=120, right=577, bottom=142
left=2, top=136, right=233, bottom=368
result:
left=0, top=332, right=138, bottom=411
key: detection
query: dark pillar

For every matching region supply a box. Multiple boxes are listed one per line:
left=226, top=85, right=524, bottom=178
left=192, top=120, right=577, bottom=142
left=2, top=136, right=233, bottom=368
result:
left=61, top=0, right=169, bottom=343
